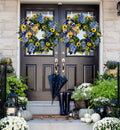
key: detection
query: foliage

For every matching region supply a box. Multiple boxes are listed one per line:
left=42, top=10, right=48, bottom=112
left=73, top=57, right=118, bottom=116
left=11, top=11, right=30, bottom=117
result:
left=18, top=96, right=28, bottom=107
left=93, top=97, right=110, bottom=108
left=90, top=79, right=118, bottom=106
left=106, top=61, right=118, bottom=69
left=71, top=83, right=93, bottom=100
left=93, top=117, right=120, bottom=130
left=0, top=116, right=28, bottom=130
left=60, top=14, right=101, bottom=54
left=19, top=14, right=59, bottom=54
left=7, top=75, right=28, bottom=98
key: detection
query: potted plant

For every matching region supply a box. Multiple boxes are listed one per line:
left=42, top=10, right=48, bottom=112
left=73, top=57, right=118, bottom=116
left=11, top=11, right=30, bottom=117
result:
left=71, top=83, right=93, bottom=110
left=0, top=116, right=28, bottom=130
left=93, top=117, right=120, bottom=130
left=105, top=61, right=118, bottom=78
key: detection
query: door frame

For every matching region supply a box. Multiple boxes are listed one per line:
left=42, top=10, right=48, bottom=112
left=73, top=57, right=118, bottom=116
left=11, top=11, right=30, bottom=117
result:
left=17, top=1, right=103, bottom=77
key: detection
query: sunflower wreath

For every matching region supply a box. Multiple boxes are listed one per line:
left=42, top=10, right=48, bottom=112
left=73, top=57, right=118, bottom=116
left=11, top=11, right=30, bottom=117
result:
left=60, top=14, right=101, bottom=54
left=19, top=14, right=59, bottom=54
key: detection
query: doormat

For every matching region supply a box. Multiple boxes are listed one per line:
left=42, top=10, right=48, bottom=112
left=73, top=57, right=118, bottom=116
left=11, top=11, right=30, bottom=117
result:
left=32, top=115, right=73, bottom=120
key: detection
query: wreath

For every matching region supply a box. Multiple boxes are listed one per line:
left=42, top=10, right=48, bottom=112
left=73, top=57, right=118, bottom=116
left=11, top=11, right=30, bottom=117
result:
left=19, top=14, right=59, bottom=54
left=60, top=14, right=101, bottom=54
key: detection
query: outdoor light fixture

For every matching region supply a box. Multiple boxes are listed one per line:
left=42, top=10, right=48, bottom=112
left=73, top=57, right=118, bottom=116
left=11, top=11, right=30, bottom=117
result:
left=117, top=1, right=120, bottom=15
left=4, top=88, right=18, bottom=116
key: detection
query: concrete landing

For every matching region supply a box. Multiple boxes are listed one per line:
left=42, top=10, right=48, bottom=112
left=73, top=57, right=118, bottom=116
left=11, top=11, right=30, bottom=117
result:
left=28, top=119, right=93, bottom=130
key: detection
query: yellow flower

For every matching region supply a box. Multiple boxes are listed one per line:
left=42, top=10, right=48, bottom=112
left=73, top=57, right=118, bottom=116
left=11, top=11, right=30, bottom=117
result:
left=27, top=20, right=31, bottom=26
left=76, top=42, right=81, bottom=47
left=91, top=28, right=96, bottom=32
left=74, top=14, right=78, bottom=18
left=42, top=25, right=47, bottom=30
left=32, top=14, right=37, bottom=18
left=66, top=31, right=73, bottom=38
left=26, top=47, right=28, bottom=51
left=21, top=24, right=26, bottom=32
left=93, top=42, right=96, bottom=47
left=87, top=16, right=91, bottom=20
left=62, top=25, right=67, bottom=31
left=37, top=23, right=40, bottom=27
left=87, top=42, right=91, bottom=46
left=77, top=23, right=81, bottom=27
left=79, top=51, right=83, bottom=54
left=67, top=16, right=71, bottom=20
left=25, top=31, right=32, bottom=38
left=29, top=39, right=33, bottom=42
left=31, top=25, right=38, bottom=32
left=85, top=46, right=89, bottom=50
left=19, top=38, right=23, bottom=42
left=56, top=33, right=59, bottom=36
left=50, top=28, right=55, bottom=32
left=67, top=47, right=70, bottom=50
left=84, top=34, right=87, bottom=38
left=44, top=46, right=48, bottom=50
left=38, top=52, right=41, bottom=54
left=68, top=20, right=73, bottom=26
left=46, top=42, right=50, bottom=46
left=7, top=58, right=11, bottom=63
left=35, top=42, right=40, bottom=47
left=51, top=42, right=54, bottom=47
left=70, top=39, right=74, bottom=43
left=60, top=38, right=64, bottom=42
left=97, top=33, right=101, bottom=36
left=72, top=25, right=79, bottom=33
left=83, top=25, right=88, bottom=30
left=42, top=34, right=46, bottom=38
left=45, top=16, right=50, bottom=20
left=36, top=28, right=38, bottom=33
left=26, top=16, right=30, bottom=20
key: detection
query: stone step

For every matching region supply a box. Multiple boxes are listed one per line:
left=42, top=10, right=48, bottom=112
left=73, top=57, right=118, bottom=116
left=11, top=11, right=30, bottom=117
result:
left=27, top=119, right=93, bottom=130
left=27, top=101, right=75, bottom=115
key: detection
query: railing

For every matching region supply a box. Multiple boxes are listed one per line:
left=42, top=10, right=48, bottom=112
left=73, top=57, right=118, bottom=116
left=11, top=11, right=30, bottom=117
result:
left=0, top=63, right=7, bottom=119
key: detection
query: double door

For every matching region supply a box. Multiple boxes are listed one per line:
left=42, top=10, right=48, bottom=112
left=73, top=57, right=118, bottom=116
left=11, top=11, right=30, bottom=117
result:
left=20, top=4, right=99, bottom=101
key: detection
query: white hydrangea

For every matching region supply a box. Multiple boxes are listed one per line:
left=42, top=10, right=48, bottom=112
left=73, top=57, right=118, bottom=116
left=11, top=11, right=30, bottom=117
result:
left=0, top=116, right=28, bottom=130
left=93, top=117, right=120, bottom=130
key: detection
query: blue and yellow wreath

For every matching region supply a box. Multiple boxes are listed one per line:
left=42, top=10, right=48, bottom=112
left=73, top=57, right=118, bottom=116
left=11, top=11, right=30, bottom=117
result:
left=19, top=14, right=59, bottom=54
left=60, top=14, right=101, bottom=54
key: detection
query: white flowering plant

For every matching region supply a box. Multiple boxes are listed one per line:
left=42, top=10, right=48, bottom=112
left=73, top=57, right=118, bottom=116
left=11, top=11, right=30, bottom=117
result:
left=71, top=83, right=93, bottom=100
left=93, top=117, right=120, bottom=130
left=93, top=97, right=110, bottom=108
left=0, top=116, right=28, bottom=130
left=18, top=96, right=28, bottom=107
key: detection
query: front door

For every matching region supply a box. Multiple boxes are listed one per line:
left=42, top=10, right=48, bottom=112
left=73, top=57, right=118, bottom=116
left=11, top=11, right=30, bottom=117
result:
left=20, top=4, right=99, bottom=101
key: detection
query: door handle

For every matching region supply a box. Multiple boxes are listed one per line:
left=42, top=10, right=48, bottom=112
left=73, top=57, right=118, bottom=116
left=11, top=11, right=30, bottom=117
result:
left=62, top=63, right=65, bottom=73
left=55, top=63, right=59, bottom=73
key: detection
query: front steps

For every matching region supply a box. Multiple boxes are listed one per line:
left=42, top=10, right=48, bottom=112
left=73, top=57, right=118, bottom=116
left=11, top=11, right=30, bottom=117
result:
left=27, top=101, right=75, bottom=115
left=28, top=119, right=93, bottom=130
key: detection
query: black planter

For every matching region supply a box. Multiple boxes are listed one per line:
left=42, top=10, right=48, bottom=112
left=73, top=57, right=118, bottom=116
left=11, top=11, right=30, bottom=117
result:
left=95, top=107, right=107, bottom=118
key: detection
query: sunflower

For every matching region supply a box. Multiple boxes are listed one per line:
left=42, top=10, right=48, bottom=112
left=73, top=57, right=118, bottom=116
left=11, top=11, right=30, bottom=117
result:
left=46, top=42, right=50, bottom=46
left=35, top=42, right=40, bottom=47
left=60, top=38, right=64, bottom=42
left=77, top=23, right=81, bottom=27
left=50, top=28, right=55, bottom=32
left=87, top=16, right=91, bottom=20
left=29, top=39, right=33, bottom=42
left=67, top=16, right=71, bottom=20
left=26, top=16, right=30, bottom=20
left=70, top=39, right=74, bottom=43
left=21, top=25, right=26, bottom=32
left=97, top=33, right=101, bottom=36
left=62, top=25, right=67, bottom=31
left=91, top=28, right=96, bottom=33
left=85, top=46, right=89, bottom=51
left=42, top=25, right=47, bottom=30
left=56, top=33, right=59, bottom=36
left=83, top=25, right=88, bottom=30
left=32, top=14, right=37, bottom=18
left=31, top=25, right=38, bottom=32
left=44, top=46, right=48, bottom=50
left=74, top=14, right=78, bottom=18
left=87, top=42, right=91, bottom=46
left=27, top=20, right=31, bottom=26
left=37, top=23, right=40, bottom=27
left=51, top=42, right=54, bottom=47
left=19, top=38, right=23, bottom=42
left=45, top=16, right=50, bottom=20
left=76, top=42, right=81, bottom=47
left=84, top=34, right=87, bottom=38
left=66, top=31, right=73, bottom=38
left=42, top=34, right=46, bottom=38
left=25, top=31, right=32, bottom=38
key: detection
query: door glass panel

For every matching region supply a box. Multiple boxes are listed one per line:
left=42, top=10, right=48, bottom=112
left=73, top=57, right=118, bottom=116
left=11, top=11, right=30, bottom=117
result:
left=25, top=11, right=54, bottom=56
left=66, top=11, right=94, bottom=56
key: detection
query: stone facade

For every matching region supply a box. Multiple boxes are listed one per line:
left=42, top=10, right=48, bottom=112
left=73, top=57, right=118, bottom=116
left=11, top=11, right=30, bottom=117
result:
left=0, top=0, right=120, bottom=74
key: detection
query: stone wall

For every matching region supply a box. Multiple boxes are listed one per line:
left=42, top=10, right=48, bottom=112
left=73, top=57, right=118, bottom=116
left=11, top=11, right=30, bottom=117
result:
left=0, top=0, right=120, bottom=74
left=0, top=0, right=18, bottom=73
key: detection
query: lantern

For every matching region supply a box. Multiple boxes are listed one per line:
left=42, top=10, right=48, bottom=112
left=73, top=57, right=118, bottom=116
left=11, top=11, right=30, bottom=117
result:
left=5, top=88, right=18, bottom=116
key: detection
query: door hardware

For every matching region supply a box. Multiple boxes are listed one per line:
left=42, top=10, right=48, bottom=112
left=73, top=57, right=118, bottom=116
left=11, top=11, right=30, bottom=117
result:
left=62, top=58, right=65, bottom=63
left=55, top=63, right=59, bottom=73
left=55, top=52, right=58, bottom=55
left=62, top=63, right=65, bottom=73
left=55, top=58, right=58, bottom=63
left=62, top=52, right=65, bottom=55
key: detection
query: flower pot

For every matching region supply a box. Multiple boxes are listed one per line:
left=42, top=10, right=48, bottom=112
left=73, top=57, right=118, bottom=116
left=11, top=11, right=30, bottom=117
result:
left=74, top=100, right=87, bottom=110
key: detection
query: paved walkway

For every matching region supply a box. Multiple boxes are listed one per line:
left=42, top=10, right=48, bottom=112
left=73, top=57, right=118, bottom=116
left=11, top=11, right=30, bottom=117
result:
left=28, top=119, right=93, bottom=130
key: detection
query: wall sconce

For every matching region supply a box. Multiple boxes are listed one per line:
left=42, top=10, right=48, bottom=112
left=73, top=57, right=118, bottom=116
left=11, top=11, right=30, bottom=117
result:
left=117, top=1, right=120, bottom=15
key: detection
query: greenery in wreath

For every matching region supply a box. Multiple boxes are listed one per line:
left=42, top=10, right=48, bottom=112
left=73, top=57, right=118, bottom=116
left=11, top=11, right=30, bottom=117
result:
left=60, top=14, right=101, bottom=54
left=19, top=14, right=59, bottom=54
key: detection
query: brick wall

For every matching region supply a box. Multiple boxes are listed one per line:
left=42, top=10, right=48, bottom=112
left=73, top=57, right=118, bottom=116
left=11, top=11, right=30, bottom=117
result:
left=0, top=0, right=18, bottom=72
left=0, top=0, right=120, bottom=73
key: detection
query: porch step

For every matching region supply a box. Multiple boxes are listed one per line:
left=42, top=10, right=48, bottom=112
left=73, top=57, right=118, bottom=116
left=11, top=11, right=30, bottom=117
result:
left=27, top=119, right=93, bottom=130
left=27, top=101, right=75, bottom=115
